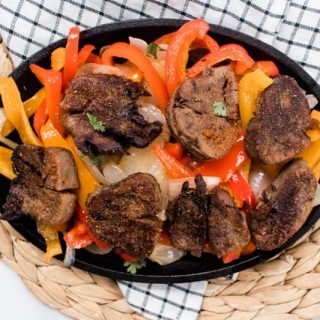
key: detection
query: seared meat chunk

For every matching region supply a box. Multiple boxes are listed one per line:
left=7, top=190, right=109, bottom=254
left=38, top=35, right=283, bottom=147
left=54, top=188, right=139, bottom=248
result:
left=12, top=145, right=79, bottom=191
left=245, top=75, right=313, bottom=164
left=61, top=114, right=125, bottom=155
left=167, top=66, right=241, bottom=161
left=3, top=184, right=77, bottom=225
left=61, top=74, right=162, bottom=154
left=250, top=158, right=317, bottom=251
left=208, top=186, right=250, bottom=257
left=166, top=175, right=208, bottom=257
left=87, top=173, right=162, bottom=259
left=2, top=145, right=79, bottom=225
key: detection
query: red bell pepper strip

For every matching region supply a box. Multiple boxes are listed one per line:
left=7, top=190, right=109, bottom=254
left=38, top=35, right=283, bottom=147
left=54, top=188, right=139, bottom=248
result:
left=165, top=19, right=209, bottom=96
left=187, top=44, right=254, bottom=78
left=227, top=171, right=256, bottom=208
left=63, top=26, right=80, bottom=87
left=222, top=248, right=242, bottom=264
left=118, top=251, right=137, bottom=262
left=194, top=135, right=248, bottom=181
left=33, top=101, right=48, bottom=138
left=30, top=64, right=64, bottom=135
left=101, top=42, right=169, bottom=112
left=152, top=144, right=194, bottom=179
left=254, top=61, right=279, bottom=77
left=77, top=44, right=96, bottom=67
left=64, top=220, right=93, bottom=249
left=164, top=142, right=184, bottom=160
left=86, top=53, right=102, bottom=64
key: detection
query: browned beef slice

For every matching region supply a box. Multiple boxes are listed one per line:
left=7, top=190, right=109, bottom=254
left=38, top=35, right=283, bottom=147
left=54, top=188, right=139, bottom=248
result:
left=61, top=114, right=126, bottom=155
left=208, top=186, right=250, bottom=257
left=245, top=75, right=314, bottom=164
left=87, top=173, right=162, bottom=259
left=167, top=66, right=241, bottom=161
left=12, top=144, right=79, bottom=191
left=250, top=158, right=317, bottom=251
left=166, top=175, right=208, bottom=257
left=61, top=74, right=162, bottom=153
left=3, top=183, right=77, bottom=225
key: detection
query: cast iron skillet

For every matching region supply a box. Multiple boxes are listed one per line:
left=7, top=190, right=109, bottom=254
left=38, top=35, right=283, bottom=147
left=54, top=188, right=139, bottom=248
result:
left=2, top=19, right=320, bottom=283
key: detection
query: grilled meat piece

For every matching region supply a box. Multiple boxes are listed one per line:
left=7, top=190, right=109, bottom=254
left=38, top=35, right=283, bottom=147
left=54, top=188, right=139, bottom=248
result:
left=166, top=175, right=208, bottom=257
left=61, top=74, right=162, bottom=154
left=87, top=173, right=162, bottom=259
left=245, top=75, right=313, bottom=164
left=250, top=158, right=317, bottom=251
left=61, top=114, right=126, bottom=155
left=2, top=145, right=79, bottom=225
left=167, top=66, right=241, bottom=161
left=208, top=186, right=250, bottom=257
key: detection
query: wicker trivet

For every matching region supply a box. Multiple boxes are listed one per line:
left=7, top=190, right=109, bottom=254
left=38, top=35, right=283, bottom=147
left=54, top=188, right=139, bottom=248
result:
left=1, top=37, right=320, bottom=320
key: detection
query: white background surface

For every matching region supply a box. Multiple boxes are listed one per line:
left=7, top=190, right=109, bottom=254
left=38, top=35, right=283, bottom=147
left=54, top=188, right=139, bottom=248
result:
left=0, top=260, right=70, bottom=320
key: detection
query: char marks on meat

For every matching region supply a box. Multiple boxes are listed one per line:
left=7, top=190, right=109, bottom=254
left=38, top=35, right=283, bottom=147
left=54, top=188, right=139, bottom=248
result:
left=166, top=175, right=208, bottom=257
left=167, top=66, right=241, bottom=161
left=245, top=75, right=313, bottom=164
left=2, top=145, right=79, bottom=225
left=208, top=186, right=250, bottom=257
left=250, top=158, right=317, bottom=251
left=61, top=74, right=162, bottom=155
left=87, top=173, right=162, bottom=259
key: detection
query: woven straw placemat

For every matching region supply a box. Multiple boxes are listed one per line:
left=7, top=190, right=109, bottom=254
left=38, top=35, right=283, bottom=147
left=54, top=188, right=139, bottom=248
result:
left=1, top=38, right=320, bottom=320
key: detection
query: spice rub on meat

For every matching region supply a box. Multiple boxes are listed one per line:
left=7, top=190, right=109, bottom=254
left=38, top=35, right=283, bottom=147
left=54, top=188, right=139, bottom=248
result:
left=250, top=158, right=317, bottom=251
left=2, top=145, right=79, bottom=225
left=86, top=173, right=162, bottom=259
left=167, top=66, right=241, bottom=161
left=245, top=75, right=314, bottom=164
left=208, top=186, right=250, bottom=257
left=61, top=74, right=162, bottom=155
left=166, top=175, right=208, bottom=257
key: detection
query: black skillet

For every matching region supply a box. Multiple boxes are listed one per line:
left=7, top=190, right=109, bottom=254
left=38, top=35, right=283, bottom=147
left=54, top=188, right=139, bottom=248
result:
left=2, top=19, right=320, bottom=283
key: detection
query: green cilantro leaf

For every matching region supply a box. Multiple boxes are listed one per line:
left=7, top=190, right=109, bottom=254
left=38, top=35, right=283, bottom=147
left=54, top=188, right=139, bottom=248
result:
left=146, top=42, right=164, bottom=59
left=212, top=101, right=227, bottom=117
left=90, top=155, right=104, bottom=166
left=87, top=112, right=106, bottom=133
left=124, top=259, right=147, bottom=274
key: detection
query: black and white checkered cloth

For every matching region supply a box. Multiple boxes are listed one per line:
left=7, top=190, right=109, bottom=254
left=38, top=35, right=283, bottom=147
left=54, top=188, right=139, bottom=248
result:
left=1, top=1, right=320, bottom=319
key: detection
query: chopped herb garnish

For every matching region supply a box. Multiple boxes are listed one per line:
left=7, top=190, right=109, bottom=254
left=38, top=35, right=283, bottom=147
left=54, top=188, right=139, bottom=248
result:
left=124, top=259, right=146, bottom=274
left=146, top=42, right=164, bottom=59
left=87, top=112, right=106, bottom=133
left=212, top=101, right=227, bottom=117
left=90, top=155, right=104, bottom=166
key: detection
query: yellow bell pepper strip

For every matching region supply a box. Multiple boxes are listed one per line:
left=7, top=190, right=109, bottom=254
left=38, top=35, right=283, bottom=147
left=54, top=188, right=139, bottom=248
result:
left=63, top=26, right=80, bottom=88
left=238, top=69, right=273, bottom=129
left=1, top=87, right=45, bottom=138
left=40, top=120, right=99, bottom=209
left=30, top=64, right=64, bottom=135
left=0, top=77, right=42, bottom=146
left=297, top=139, right=320, bottom=170
left=0, top=146, right=15, bottom=180
left=51, top=47, right=66, bottom=71
left=165, top=19, right=209, bottom=96
left=101, top=42, right=169, bottom=112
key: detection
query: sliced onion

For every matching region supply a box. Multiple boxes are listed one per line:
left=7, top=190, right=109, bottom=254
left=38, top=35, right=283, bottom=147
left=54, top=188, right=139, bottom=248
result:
left=129, top=36, right=148, bottom=53
left=77, top=63, right=123, bottom=77
left=157, top=44, right=168, bottom=61
left=306, top=94, right=318, bottom=109
left=102, top=160, right=127, bottom=184
left=168, top=176, right=220, bottom=201
left=85, top=243, right=113, bottom=255
left=248, top=163, right=272, bottom=199
left=149, top=244, right=186, bottom=265
left=0, top=136, right=18, bottom=149
left=63, top=244, right=76, bottom=266
left=313, top=183, right=320, bottom=207
left=138, top=103, right=166, bottom=124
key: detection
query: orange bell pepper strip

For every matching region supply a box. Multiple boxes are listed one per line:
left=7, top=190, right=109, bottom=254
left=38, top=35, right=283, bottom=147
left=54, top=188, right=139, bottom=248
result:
left=222, top=248, right=242, bottom=264
left=227, top=171, right=256, bottom=208
left=0, top=77, right=42, bottom=146
left=254, top=61, right=279, bottom=77
left=155, top=31, right=176, bottom=45
left=165, top=19, right=209, bottom=96
left=30, top=64, right=64, bottom=135
left=194, top=135, right=248, bottom=181
left=0, top=146, right=16, bottom=180
left=306, top=110, right=320, bottom=142
left=101, top=42, right=169, bottom=112
left=51, top=47, right=66, bottom=71
left=77, top=44, right=96, bottom=67
left=152, top=144, right=194, bottom=179
left=186, top=44, right=255, bottom=79
left=158, top=230, right=172, bottom=246
left=164, top=142, right=184, bottom=160
left=33, top=101, right=48, bottom=138
left=64, top=220, right=93, bottom=249
left=63, top=26, right=80, bottom=87
left=1, top=87, right=45, bottom=137
left=241, top=241, right=256, bottom=256
left=40, top=120, right=99, bottom=209
left=86, top=53, right=102, bottom=64
left=238, top=69, right=273, bottom=129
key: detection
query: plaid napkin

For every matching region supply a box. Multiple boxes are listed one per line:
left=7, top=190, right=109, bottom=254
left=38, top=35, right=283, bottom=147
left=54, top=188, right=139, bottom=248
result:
left=1, top=1, right=320, bottom=320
